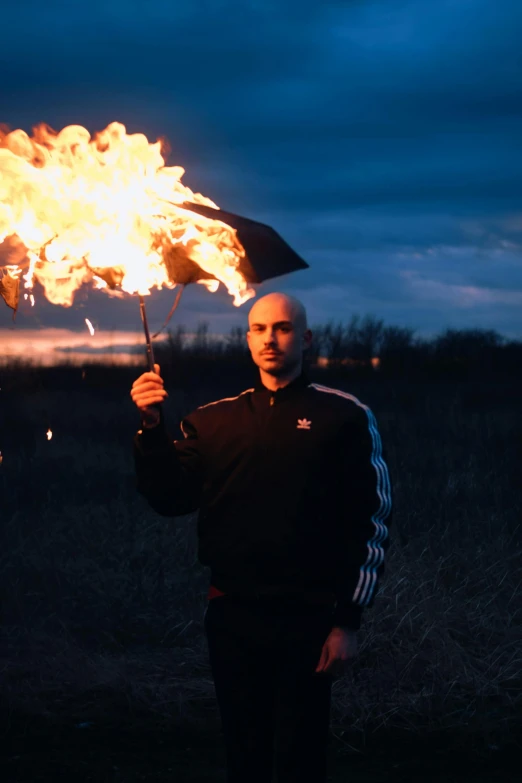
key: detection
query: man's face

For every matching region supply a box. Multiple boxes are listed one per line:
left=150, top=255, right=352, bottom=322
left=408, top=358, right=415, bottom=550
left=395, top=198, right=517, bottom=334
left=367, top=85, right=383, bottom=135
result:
left=246, top=299, right=311, bottom=376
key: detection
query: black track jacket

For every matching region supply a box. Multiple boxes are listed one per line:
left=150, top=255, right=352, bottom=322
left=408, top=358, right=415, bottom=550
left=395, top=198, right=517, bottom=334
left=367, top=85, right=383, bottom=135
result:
left=133, top=372, right=393, bottom=631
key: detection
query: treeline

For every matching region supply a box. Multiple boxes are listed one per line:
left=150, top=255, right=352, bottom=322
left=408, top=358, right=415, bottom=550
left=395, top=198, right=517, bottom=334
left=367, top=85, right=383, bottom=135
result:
left=153, top=315, right=522, bottom=380
left=2, top=316, right=520, bottom=398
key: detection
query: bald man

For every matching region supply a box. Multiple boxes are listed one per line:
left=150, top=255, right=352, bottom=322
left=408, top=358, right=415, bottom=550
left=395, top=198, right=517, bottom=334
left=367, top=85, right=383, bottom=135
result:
left=131, top=292, right=393, bottom=783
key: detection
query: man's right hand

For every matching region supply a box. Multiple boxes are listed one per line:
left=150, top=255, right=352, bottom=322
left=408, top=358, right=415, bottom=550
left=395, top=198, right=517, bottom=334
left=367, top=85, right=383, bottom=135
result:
left=130, top=363, right=168, bottom=427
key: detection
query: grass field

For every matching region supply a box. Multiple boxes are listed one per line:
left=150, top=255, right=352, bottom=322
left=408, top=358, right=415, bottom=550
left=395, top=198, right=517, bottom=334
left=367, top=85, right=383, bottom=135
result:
left=0, top=361, right=521, bottom=781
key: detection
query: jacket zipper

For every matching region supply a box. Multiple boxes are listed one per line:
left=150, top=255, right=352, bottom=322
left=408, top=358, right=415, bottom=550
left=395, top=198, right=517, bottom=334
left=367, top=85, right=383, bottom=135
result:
left=262, top=394, right=275, bottom=454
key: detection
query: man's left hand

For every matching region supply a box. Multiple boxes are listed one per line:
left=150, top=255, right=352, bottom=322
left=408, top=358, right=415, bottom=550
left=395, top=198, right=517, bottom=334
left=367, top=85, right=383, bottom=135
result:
left=315, top=627, right=358, bottom=676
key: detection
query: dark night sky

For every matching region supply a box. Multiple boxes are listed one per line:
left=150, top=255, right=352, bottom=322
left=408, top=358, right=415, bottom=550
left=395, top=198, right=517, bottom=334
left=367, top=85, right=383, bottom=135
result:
left=1, top=0, right=522, bottom=343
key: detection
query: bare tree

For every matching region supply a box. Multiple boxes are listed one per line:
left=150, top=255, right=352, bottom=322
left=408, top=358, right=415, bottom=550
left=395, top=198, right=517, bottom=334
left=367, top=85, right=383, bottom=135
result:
left=357, top=314, right=386, bottom=359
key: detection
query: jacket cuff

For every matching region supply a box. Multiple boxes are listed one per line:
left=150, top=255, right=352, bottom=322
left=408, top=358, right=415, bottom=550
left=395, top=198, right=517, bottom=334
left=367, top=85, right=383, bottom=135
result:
left=135, top=409, right=171, bottom=454
left=331, top=601, right=363, bottom=631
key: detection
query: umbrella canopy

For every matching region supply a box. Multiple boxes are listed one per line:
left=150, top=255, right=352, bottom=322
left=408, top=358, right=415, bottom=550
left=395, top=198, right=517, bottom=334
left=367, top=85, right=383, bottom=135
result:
left=168, top=201, right=309, bottom=284
left=1, top=120, right=310, bottom=313
left=0, top=204, right=309, bottom=312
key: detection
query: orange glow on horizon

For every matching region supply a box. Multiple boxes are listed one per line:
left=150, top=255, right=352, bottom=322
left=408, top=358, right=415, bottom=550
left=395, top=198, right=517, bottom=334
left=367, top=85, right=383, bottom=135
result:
left=0, top=328, right=161, bottom=366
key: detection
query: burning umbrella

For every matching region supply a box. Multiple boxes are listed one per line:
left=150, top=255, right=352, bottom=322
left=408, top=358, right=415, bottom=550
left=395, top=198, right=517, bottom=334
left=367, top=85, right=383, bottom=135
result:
left=0, top=121, right=308, bottom=370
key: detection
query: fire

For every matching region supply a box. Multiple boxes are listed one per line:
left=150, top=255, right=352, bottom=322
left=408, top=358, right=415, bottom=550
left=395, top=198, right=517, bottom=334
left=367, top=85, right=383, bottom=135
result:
left=46, top=429, right=52, bottom=441
left=85, top=318, right=95, bottom=336
left=0, top=122, right=255, bottom=309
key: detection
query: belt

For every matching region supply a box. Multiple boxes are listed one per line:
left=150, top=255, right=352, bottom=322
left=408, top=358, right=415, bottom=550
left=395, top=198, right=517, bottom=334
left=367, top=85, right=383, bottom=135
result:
left=207, top=583, right=336, bottom=606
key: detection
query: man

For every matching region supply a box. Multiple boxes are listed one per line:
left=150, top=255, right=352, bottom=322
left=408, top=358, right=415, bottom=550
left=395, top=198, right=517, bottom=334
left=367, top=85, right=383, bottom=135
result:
left=131, top=292, right=393, bottom=783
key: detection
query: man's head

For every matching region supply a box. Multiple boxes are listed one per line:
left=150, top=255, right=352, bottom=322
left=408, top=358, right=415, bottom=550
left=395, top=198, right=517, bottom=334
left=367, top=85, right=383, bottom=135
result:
left=246, top=292, right=312, bottom=381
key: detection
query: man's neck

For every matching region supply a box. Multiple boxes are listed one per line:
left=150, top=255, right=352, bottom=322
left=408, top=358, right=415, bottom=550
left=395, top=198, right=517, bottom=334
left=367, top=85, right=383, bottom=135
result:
left=258, top=365, right=302, bottom=391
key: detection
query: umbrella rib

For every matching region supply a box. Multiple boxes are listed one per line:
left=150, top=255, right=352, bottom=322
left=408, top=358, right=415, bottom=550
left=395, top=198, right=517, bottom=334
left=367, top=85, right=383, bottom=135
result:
left=152, top=284, right=185, bottom=338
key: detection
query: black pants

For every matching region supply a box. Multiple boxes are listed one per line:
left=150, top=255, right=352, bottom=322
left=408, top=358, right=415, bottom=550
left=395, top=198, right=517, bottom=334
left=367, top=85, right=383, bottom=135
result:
left=203, top=594, right=335, bottom=783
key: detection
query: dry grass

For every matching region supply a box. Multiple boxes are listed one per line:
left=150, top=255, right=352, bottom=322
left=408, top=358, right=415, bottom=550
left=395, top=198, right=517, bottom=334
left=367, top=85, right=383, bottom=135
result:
left=0, top=366, right=521, bottom=777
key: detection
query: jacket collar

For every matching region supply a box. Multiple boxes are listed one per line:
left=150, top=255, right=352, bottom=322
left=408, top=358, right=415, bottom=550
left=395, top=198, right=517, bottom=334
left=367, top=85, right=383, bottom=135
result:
left=253, top=370, right=310, bottom=400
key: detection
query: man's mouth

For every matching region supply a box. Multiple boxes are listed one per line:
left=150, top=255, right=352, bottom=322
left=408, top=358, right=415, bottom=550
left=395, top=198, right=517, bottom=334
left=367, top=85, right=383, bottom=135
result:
left=261, top=351, right=281, bottom=356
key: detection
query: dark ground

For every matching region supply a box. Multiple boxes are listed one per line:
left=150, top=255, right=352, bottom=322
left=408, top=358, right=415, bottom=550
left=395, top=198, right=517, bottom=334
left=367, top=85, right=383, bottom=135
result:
left=1, top=710, right=520, bottom=782
left=1, top=361, right=521, bottom=782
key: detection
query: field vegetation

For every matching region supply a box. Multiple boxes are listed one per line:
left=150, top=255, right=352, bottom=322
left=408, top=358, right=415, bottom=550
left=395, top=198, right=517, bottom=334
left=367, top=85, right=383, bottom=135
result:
left=0, top=316, right=521, bottom=781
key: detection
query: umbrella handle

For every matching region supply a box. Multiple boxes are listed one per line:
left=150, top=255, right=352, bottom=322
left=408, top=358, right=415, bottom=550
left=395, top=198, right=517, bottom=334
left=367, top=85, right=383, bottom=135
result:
left=139, top=295, right=156, bottom=372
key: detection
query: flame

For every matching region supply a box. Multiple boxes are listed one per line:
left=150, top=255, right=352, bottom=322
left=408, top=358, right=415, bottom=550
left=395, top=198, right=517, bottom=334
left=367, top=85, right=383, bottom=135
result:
left=85, top=318, right=95, bottom=336
left=0, top=121, right=255, bottom=308
left=46, top=429, right=52, bottom=441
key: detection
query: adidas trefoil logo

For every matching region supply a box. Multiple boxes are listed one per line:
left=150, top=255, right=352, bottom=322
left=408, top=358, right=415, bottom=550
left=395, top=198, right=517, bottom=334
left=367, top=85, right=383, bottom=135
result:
left=297, top=418, right=312, bottom=430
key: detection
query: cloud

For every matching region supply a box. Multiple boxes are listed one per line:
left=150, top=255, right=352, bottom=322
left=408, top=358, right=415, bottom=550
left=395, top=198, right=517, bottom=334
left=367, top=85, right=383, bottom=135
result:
left=1, top=0, right=521, bottom=339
